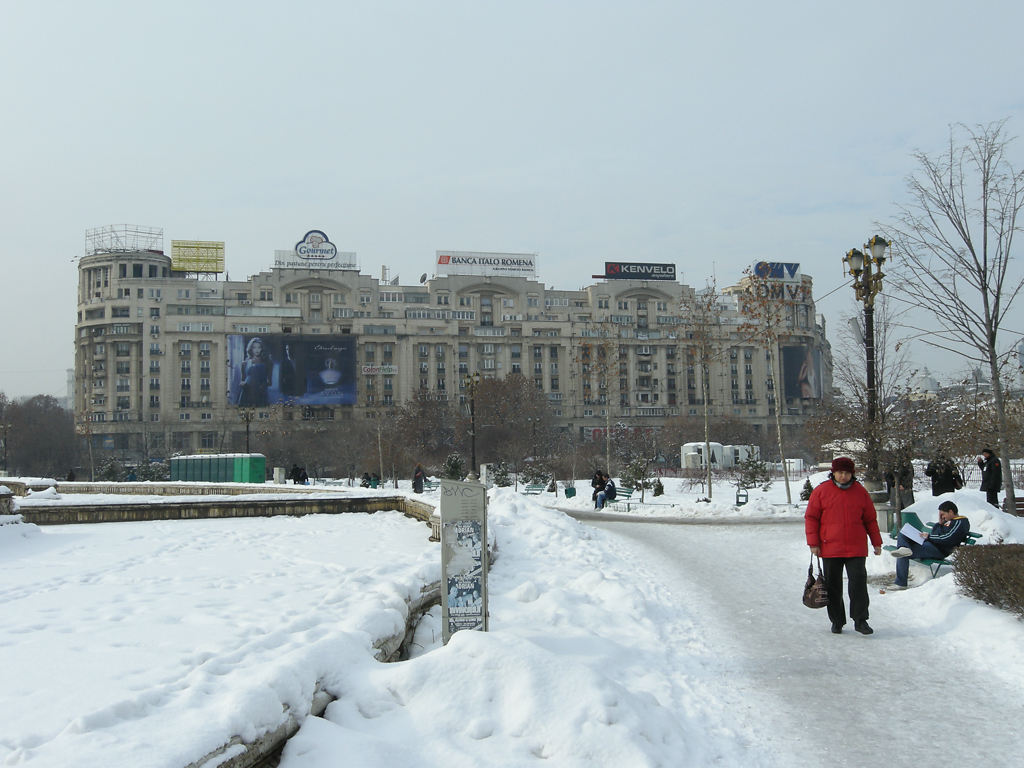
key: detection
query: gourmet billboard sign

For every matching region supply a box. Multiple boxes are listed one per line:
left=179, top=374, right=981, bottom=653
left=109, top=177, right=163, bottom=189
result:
left=274, top=230, right=357, bottom=270
left=599, top=262, right=677, bottom=281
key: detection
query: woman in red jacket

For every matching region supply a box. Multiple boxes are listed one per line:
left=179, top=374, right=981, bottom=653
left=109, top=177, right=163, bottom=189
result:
left=805, top=457, right=883, bottom=635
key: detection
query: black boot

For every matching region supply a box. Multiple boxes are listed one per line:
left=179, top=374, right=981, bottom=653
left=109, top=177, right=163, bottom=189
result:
left=854, top=620, right=873, bottom=635
left=831, top=622, right=843, bottom=634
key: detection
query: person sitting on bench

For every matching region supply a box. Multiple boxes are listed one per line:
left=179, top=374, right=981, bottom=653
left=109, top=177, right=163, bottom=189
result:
left=595, top=473, right=617, bottom=509
left=889, top=500, right=971, bottom=589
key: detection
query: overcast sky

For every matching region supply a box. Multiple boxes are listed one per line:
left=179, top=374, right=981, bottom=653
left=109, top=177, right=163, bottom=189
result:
left=3, top=0, right=1023, bottom=399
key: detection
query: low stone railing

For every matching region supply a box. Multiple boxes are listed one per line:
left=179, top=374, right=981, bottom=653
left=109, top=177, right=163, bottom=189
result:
left=9, top=482, right=444, bottom=767
left=16, top=490, right=437, bottom=528
left=184, top=579, right=443, bottom=768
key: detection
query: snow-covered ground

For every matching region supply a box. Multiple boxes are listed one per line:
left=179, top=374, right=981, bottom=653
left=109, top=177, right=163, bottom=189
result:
left=2, top=472, right=1023, bottom=767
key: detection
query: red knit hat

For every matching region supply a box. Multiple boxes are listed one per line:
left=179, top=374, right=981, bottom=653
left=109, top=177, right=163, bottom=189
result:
left=831, top=457, right=856, bottom=474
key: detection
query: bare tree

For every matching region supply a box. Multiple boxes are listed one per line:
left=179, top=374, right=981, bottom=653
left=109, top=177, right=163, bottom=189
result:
left=680, top=281, right=729, bottom=498
left=4, top=394, right=80, bottom=477
left=829, top=295, right=919, bottom=466
left=738, top=268, right=794, bottom=503
left=885, top=119, right=1024, bottom=508
left=469, top=373, right=556, bottom=478
left=572, top=326, right=623, bottom=476
left=395, top=391, right=458, bottom=470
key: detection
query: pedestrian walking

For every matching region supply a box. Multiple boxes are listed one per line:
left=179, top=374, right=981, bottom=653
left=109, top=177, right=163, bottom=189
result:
left=804, top=457, right=883, bottom=636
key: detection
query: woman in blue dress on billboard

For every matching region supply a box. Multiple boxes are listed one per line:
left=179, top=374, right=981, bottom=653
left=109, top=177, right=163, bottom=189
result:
left=237, top=337, right=271, bottom=406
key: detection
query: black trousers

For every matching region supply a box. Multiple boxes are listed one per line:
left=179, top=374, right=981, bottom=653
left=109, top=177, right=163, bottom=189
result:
left=986, top=489, right=1000, bottom=508
left=822, top=557, right=869, bottom=626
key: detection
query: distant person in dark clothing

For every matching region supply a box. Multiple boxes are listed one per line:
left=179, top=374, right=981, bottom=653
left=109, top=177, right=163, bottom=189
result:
left=595, top=473, right=616, bottom=509
left=361, top=472, right=371, bottom=488
left=66, top=469, right=76, bottom=481
left=924, top=454, right=963, bottom=496
left=887, top=454, right=915, bottom=510
left=978, top=448, right=1002, bottom=508
left=289, top=464, right=303, bottom=484
left=889, top=500, right=971, bottom=589
left=591, top=470, right=605, bottom=503
left=413, top=464, right=426, bottom=494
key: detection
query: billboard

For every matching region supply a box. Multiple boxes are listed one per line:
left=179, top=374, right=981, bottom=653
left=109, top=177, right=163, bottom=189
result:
left=782, top=344, right=822, bottom=400
left=273, top=230, right=358, bottom=270
left=171, top=240, right=225, bottom=273
left=227, top=334, right=357, bottom=406
left=753, top=262, right=801, bottom=281
left=436, top=250, right=537, bottom=278
left=597, top=262, right=676, bottom=281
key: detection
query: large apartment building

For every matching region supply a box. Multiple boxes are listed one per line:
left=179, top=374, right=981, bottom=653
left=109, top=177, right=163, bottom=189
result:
left=74, top=226, right=831, bottom=460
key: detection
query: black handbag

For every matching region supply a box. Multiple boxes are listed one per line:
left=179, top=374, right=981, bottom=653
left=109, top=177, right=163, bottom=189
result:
left=802, top=555, right=829, bottom=609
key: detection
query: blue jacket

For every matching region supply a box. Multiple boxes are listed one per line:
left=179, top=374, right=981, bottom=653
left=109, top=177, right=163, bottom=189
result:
left=928, top=516, right=971, bottom=556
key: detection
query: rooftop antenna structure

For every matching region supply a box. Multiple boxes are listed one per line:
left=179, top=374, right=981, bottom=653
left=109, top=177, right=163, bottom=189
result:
left=84, top=225, right=164, bottom=256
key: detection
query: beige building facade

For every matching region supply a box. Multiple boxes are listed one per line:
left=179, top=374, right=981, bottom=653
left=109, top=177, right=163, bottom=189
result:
left=74, top=227, right=831, bottom=461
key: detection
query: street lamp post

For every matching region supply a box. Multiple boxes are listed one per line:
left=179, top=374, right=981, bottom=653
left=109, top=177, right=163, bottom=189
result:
left=240, top=408, right=255, bottom=453
left=843, top=235, right=890, bottom=486
left=463, top=372, right=481, bottom=480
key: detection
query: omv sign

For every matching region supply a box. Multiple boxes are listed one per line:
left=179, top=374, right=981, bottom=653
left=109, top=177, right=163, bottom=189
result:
left=753, top=262, right=801, bottom=281
left=295, top=230, right=339, bottom=260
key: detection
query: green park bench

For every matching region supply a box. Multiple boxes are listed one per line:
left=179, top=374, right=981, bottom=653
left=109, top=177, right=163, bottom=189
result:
left=604, top=486, right=635, bottom=510
left=884, top=510, right=982, bottom=578
left=523, top=484, right=547, bottom=495
left=422, top=479, right=440, bottom=492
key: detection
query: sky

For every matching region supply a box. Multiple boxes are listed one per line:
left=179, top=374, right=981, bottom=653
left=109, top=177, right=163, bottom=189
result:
left=3, top=0, right=1024, bottom=399
left=4, top=473, right=1024, bottom=766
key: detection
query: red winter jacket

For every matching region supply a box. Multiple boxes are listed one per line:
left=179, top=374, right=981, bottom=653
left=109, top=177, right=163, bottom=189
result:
left=805, top=478, right=882, bottom=557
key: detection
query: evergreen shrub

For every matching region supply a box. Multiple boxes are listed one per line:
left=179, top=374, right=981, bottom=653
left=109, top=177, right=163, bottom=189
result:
left=800, top=478, right=814, bottom=501
left=953, top=544, right=1024, bottom=618
left=490, top=461, right=512, bottom=487
left=441, top=453, right=466, bottom=480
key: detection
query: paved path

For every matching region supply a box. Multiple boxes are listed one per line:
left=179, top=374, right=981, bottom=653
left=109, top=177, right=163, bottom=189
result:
left=585, top=520, right=1024, bottom=767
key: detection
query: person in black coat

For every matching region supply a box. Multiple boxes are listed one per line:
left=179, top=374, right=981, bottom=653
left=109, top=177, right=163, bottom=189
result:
left=978, top=448, right=1002, bottom=508
left=924, top=454, right=962, bottom=496
left=591, top=470, right=605, bottom=503
left=595, top=473, right=617, bottom=509
left=413, top=464, right=426, bottom=494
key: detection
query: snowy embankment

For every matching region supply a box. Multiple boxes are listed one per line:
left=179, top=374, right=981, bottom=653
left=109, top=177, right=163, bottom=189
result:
left=3, top=485, right=771, bottom=767
left=3, top=475, right=1024, bottom=767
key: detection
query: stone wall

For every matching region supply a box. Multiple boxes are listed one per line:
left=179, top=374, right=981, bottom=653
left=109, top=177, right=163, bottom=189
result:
left=18, top=494, right=436, bottom=527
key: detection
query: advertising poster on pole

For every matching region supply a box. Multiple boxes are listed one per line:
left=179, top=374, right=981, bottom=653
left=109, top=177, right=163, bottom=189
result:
left=440, top=479, right=488, bottom=644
